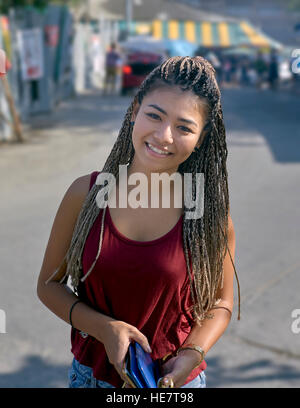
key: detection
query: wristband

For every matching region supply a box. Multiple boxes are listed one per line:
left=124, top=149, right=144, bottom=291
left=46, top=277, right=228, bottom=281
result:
left=69, top=299, right=82, bottom=328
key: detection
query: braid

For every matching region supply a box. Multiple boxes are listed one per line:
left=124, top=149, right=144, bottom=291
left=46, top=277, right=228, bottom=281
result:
left=46, top=56, right=241, bottom=324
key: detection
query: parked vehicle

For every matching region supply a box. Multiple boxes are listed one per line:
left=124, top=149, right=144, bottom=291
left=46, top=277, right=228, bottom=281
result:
left=121, top=50, right=165, bottom=95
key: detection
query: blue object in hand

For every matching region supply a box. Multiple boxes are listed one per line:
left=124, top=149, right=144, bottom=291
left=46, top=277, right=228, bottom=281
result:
left=123, top=341, right=161, bottom=388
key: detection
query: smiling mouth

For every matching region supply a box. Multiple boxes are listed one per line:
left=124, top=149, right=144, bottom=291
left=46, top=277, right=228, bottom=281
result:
left=145, top=142, right=173, bottom=156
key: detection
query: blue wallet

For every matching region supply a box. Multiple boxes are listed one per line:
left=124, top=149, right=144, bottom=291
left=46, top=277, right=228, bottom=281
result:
left=122, top=341, right=163, bottom=388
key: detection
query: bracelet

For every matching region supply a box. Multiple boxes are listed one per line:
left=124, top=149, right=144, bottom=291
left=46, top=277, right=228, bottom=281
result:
left=69, top=300, right=82, bottom=328
left=161, top=351, right=175, bottom=364
left=211, top=306, right=232, bottom=317
left=175, top=343, right=205, bottom=369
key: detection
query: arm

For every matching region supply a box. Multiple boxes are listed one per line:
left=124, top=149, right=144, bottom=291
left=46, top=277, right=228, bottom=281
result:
left=160, top=214, right=236, bottom=387
left=36, top=174, right=116, bottom=340
left=36, top=175, right=152, bottom=382
left=182, top=214, right=235, bottom=355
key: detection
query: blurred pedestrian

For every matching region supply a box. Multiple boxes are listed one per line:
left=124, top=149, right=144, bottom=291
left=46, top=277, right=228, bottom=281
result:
left=230, top=57, right=238, bottom=86
left=223, top=58, right=232, bottom=84
left=247, top=65, right=257, bottom=86
left=254, top=51, right=268, bottom=89
left=103, top=43, right=123, bottom=95
left=268, top=50, right=279, bottom=91
left=240, top=59, right=250, bottom=86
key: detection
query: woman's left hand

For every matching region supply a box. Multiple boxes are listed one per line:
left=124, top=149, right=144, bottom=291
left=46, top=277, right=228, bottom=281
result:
left=158, top=349, right=201, bottom=388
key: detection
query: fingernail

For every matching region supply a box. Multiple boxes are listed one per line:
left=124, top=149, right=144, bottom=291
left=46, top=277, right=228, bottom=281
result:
left=147, top=346, right=152, bottom=353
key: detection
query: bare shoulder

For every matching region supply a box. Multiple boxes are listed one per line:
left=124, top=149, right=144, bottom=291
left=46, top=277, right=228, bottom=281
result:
left=36, top=173, right=93, bottom=290
left=65, top=173, right=92, bottom=211
left=69, top=173, right=91, bottom=197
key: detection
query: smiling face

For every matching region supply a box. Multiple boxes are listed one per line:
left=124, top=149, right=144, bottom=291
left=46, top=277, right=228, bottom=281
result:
left=129, top=85, right=209, bottom=176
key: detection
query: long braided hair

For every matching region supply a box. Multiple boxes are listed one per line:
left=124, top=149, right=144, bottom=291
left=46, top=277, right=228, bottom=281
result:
left=46, top=56, right=241, bottom=325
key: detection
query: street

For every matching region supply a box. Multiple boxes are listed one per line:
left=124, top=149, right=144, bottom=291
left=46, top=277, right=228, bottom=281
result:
left=0, top=86, right=300, bottom=387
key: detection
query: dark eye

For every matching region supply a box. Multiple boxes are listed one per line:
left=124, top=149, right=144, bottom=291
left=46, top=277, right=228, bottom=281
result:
left=146, top=112, right=161, bottom=120
left=178, top=126, right=192, bottom=133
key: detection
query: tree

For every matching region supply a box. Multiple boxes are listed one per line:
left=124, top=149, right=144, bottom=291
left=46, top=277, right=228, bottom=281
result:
left=0, top=1, right=47, bottom=13
left=287, top=0, right=300, bottom=11
left=0, top=0, right=81, bottom=14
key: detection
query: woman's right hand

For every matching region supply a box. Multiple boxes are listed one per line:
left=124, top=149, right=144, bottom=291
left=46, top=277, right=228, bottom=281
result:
left=99, top=319, right=152, bottom=384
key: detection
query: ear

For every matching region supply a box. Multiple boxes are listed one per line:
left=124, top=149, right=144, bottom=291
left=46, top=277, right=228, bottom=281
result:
left=131, top=100, right=140, bottom=122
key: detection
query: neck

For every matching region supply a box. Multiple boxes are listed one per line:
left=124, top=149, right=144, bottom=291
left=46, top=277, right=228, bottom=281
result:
left=115, top=160, right=183, bottom=210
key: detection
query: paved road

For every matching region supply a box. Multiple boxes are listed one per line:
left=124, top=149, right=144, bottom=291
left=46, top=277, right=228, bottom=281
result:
left=0, top=86, right=299, bottom=387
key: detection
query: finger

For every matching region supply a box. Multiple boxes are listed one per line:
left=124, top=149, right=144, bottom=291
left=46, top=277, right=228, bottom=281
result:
left=131, top=331, right=152, bottom=353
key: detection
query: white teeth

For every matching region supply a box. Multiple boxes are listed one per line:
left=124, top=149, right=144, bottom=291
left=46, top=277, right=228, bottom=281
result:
left=147, top=143, right=170, bottom=155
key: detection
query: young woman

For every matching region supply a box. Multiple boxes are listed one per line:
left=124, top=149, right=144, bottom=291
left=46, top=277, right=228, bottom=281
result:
left=37, top=56, right=240, bottom=388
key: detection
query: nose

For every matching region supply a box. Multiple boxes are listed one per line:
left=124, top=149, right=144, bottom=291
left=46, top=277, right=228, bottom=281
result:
left=154, top=123, right=173, bottom=146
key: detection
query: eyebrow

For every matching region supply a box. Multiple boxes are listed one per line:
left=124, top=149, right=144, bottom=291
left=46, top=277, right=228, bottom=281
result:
left=147, top=104, right=198, bottom=127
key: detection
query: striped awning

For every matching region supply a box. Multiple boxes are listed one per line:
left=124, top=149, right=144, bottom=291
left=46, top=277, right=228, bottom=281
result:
left=118, top=20, right=282, bottom=49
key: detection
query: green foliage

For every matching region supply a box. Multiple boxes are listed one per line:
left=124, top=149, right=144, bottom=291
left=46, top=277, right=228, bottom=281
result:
left=0, top=0, right=48, bottom=13
left=0, top=0, right=81, bottom=14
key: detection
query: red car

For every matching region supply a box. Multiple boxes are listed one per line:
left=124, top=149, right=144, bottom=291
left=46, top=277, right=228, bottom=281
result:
left=121, top=51, right=165, bottom=95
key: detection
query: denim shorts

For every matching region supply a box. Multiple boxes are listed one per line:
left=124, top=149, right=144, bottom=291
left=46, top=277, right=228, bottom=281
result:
left=68, top=357, right=206, bottom=388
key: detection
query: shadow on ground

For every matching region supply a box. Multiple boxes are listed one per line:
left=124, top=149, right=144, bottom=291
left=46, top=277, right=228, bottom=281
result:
left=1, top=354, right=300, bottom=387
left=0, top=355, right=69, bottom=388
left=222, top=88, right=300, bottom=163
left=205, top=356, right=300, bottom=387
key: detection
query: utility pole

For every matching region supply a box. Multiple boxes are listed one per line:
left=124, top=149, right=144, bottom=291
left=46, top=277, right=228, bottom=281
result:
left=253, top=0, right=261, bottom=30
left=125, top=0, right=133, bottom=40
left=1, top=75, right=24, bottom=143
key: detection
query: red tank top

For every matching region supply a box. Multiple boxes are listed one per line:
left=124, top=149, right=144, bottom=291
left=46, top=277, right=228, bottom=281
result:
left=71, top=171, right=207, bottom=387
